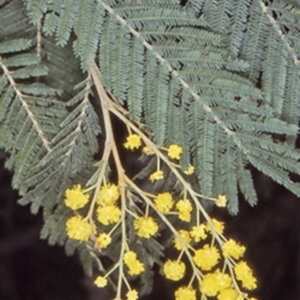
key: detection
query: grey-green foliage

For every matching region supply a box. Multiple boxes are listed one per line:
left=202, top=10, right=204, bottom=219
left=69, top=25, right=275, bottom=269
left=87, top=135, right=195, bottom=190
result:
left=1, top=0, right=300, bottom=248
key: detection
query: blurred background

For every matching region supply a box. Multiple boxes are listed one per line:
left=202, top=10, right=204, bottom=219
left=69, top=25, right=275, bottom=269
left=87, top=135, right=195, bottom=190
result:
left=0, top=156, right=299, bottom=300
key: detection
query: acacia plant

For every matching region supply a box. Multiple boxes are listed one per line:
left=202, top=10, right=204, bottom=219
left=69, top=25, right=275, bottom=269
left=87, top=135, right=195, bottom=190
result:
left=1, top=0, right=300, bottom=299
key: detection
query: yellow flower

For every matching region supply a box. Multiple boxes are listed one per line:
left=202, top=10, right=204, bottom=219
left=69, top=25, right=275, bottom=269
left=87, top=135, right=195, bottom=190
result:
left=64, top=184, right=89, bottom=210
left=66, top=215, right=92, bottom=242
left=193, top=244, right=220, bottom=271
left=216, top=194, right=227, bottom=207
left=234, top=261, right=257, bottom=290
left=217, top=288, right=237, bottom=300
left=149, top=170, right=164, bottom=182
left=174, top=230, right=191, bottom=250
left=222, top=239, right=245, bottom=260
left=154, top=192, right=174, bottom=212
left=126, top=289, right=138, bottom=300
left=199, top=272, right=220, bottom=297
left=124, top=251, right=145, bottom=276
left=176, top=199, right=192, bottom=222
left=163, top=260, right=186, bottom=281
left=124, top=251, right=138, bottom=265
left=213, top=269, right=232, bottom=291
left=97, top=184, right=120, bottom=205
left=175, top=286, right=196, bottom=300
left=96, top=205, right=121, bottom=225
left=206, top=218, right=225, bottom=235
left=96, top=233, right=112, bottom=248
left=168, top=144, right=183, bottom=160
left=94, top=276, right=107, bottom=288
left=142, top=146, right=154, bottom=155
left=124, top=134, right=142, bottom=150
left=134, top=216, right=159, bottom=238
left=183, top=165, right=195, bottom=175
left=200, top=269, right=231, bottom=297
left=190, top=224, right=207, bottom=242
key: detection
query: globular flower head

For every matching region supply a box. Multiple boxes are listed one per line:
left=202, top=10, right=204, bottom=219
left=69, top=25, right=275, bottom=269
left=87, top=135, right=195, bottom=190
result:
left=222, top=239, right=245, bottom=260
left=190, top=224, right=207, bottom=242
left=66, top=215, right=92, bottom=242
left=193, top=244, right=220, bottom=271
left=124, top=134, right=142, bottom=150
left=64, top=184, right=89, bottom=210
left=149, top=170, right=164, bottom=182
left=200, top=270, right=233, bottom=297
left=175, top=286, right=196, bottom=300
left=213, top=269, right=232, bottom=291
left=98, top=184, right=120, bottom=205
left=176, top=199, right=193, bottom=222
left=174, top=230, right=191, bottom=250
left=96, top=205, right=121, bottom=225
left=163, top=260, right=186, bottom=281
left=124, top=251, right=145, bottom=276
left=96, top=233, right=112, bottom=248
left=154, top=192, right=174, bottom=213
left=215, top=194, right=227, bottom=207
left=142, top=146, right=155, bottom=155
left=234, top=261, right=257, bottom=290
left=217, top=288, right=238, bottom=300
left=206, top=218, right=225, bottom=235
left=126, top=289, right=138, bottom=300
left=134, top=216, right=159, bottom=238
left=94, top=276, right=107, bottom=288
left=183, top=165, right=195, bottom=175
left=168, top=144, right=183, bottom=160
left=199, top=272, right=219, bottom=297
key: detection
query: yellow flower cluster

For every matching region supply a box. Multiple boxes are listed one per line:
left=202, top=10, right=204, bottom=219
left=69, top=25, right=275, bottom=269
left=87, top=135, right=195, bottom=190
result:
left=222, top=239, right=245, bottom=259
left=175, top=286, right=196, bottom=300
left=66, top=215, right=92, bottom=242
left=149, top=170, right=164, bottom=182
left=96, top=184, right=121, bottom=226
left=200, top=269, right=232, bottom=297
left=176, top=198, right=192, bottom=222
left=64, top=184, right=89, bottom=210
left=234, top=261, right=257, bottom=290
left=94, top=276, right=107, bottom=288
left=193, top=244, right=220, bottom=271
left=124, top=134, right=142, bottom=150
left=163, top=260, right=186, bottom=281
left=97, top=183, right=120, bottom=205
left=154, top=192, right=174, bottom=212
left=190, top=224, right=207, bottom=242
left=174, top=230, right=191, bottom=251
left=134, top=216, right=159, bottom=238
left=126, top=289, right=138, bottom=300
left=216, top=194, right=227, bottom=207
left=96, top=233, right=112, bottom=248
left=168, top=144, right=183, bottom=160
left=124, top=251, right=145, bottom=276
